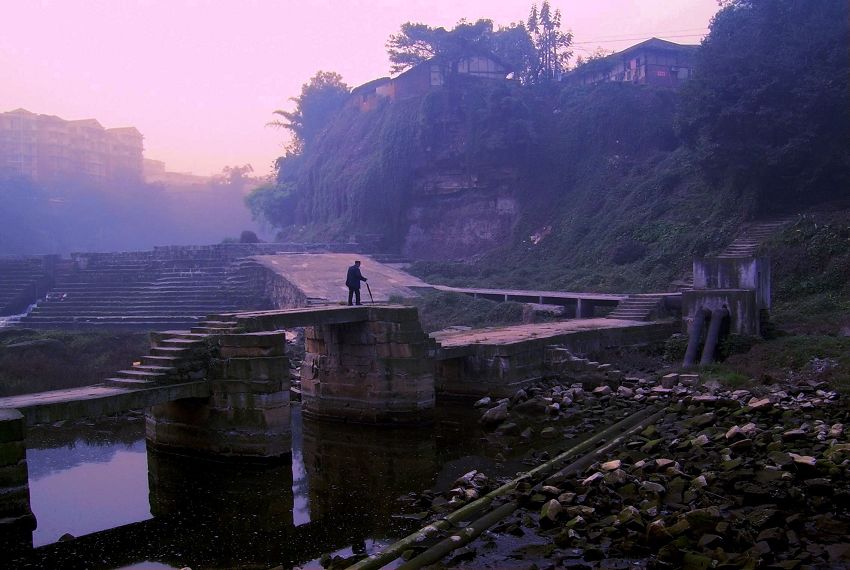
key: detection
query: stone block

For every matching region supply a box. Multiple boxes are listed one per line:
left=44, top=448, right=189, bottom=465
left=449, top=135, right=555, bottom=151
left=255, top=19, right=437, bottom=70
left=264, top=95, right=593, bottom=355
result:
left=219, top=344, right=286, bottom=358
left=0, top=410, right=24, bottom=443
left=661, top=373, right=679, bottom=389
left=679, top=373, right=700, bottom=387
left=0, top=484, right=32, bottom=518
left=380, top=357, right=435, bottom=378
left=0, top=441, right=26, bottom=468
left=209, top=378, right=288, bottom=397
left=0, top=462, right=28, bottom=488
left=218, top=331, right=287, bottom=348
left=367, top=306, right=419, bottom=323
left=211, top=356, right=290, bottom=382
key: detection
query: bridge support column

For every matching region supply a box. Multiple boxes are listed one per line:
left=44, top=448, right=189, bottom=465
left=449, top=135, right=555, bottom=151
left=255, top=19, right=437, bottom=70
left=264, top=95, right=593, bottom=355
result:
left=301, top=307, right=435, bottom=424
left=146, top=332, right=291, bottom=460
left=576, top=299, right=595, bottom=318
left=0, top=409, right=35, bottom=551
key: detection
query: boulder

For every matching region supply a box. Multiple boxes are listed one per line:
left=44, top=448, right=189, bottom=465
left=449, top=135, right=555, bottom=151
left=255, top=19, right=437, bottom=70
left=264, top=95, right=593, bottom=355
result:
left=480, top=402, right=508, bottom=426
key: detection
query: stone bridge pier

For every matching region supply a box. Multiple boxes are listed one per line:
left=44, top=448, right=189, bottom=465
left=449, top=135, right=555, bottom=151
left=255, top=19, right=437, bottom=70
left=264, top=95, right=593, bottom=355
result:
left=145, top=331, right=292, bottom=460
left=298, top=307, right=435, bottom=424
left=0, top=410, right=35, bottom=553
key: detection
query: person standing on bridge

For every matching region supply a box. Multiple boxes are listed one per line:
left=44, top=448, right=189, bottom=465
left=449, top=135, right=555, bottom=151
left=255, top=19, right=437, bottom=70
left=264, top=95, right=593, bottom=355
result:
left=345, top=260, right=368, bottom=306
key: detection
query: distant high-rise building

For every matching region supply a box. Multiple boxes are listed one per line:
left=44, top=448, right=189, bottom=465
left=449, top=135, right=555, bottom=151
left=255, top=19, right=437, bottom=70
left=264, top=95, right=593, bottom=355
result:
left=0, top=108, right=144, bottom=184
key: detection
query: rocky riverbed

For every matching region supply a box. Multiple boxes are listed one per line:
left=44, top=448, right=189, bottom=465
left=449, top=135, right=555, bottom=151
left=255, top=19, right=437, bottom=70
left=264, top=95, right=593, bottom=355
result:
left=324, top=367, right=850, bottom=570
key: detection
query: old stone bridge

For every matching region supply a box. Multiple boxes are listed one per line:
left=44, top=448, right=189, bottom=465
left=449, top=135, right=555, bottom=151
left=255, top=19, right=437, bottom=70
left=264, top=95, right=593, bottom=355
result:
left=0, top=304, right=674, bottom=550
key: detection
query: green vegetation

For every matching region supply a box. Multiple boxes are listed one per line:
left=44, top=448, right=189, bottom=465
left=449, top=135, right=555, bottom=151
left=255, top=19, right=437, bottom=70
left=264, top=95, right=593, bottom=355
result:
left=247, top=0, right=850, bottom=393
left=249, top=0, right=848, bottom=297
left=268, top=71, right=350, bottom=153
left=386, top=1, right=570, bottom=82
left=0, top=330, right=149, bottom=397
left=767, top=212, right=850, bottom=334
left=702, top=335, right=850, bottom=394
left=678, top=0, right=850, bottom=211
left=390, top=290, right=540, bottom=333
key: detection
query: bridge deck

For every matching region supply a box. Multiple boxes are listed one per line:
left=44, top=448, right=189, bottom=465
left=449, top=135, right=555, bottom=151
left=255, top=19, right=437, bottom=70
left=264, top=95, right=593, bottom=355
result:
left=433, top=318, right=674, bottom=359
left=432, top=285, right=627, bottom=305
left=218, top=304, right=415, bottom=332
left=252, top=253, right=429, bottom=303
left=0, top=381, right=209, bottom=425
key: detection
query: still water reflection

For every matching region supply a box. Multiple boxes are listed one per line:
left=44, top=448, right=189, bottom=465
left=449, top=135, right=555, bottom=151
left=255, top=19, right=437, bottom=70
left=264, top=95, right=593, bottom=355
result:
left=15, top=403, right=514, bottom=569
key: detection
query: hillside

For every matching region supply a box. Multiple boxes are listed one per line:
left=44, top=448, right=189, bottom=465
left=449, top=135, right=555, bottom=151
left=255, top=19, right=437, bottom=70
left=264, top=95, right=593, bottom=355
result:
left=251, top=0, right=849, bottom=296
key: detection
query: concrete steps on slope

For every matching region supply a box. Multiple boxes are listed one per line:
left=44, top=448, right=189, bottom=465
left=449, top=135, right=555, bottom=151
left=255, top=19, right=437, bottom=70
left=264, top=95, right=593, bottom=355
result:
left=606, top=295, right=666, bottom=321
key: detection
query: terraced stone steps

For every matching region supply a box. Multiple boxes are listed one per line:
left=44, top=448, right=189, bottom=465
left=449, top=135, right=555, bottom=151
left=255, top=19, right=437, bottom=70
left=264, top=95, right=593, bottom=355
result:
left=104, top=329, right=214, bottom=388
left=716, top=219, right=792, bottom=259
left=606, top=295, right=666, bottom=321
left=0, top=257, right=54, bottom=315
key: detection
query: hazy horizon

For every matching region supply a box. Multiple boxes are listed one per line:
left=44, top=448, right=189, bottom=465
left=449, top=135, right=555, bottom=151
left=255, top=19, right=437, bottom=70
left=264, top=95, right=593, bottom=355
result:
left=1, top=0, right=719, bottom=177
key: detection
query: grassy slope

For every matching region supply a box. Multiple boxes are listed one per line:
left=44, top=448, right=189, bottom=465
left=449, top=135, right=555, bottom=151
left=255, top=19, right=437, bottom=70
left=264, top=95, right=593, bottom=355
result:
left=402, top=83, right=749, bottom=293
left=0, top=330, right=149, bottom=397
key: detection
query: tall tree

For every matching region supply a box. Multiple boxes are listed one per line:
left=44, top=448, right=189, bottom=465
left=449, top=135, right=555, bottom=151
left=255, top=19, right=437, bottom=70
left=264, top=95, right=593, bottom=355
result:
left=527, top=1, right=573, bottom=81
left=678, top=0, right=850, bottom=209
left=386, top=19, right=495, bottom=74
left=269, top=71, right=350, bottom=153
left=491, top=23, right=538, bottom=83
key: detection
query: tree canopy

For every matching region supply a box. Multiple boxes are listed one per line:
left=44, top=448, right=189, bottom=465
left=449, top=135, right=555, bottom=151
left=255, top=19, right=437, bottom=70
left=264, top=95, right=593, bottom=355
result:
left=678, top=0, right=850, bottom=209
left=526, top=1, right=573, bottom=81
left=386, top=19, right=496, bottom=75
left=385, top=3, right=572, bottom=83
left=269, top=71, right=350, bottom=152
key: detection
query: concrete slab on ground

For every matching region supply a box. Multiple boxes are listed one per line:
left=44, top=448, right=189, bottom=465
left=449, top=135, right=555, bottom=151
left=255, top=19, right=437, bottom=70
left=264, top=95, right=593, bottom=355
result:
left=0, top=381, right=210, bottom=425
left=252, top=253, right=429, bottom=304
left=432, top=318, right=675, bottom=359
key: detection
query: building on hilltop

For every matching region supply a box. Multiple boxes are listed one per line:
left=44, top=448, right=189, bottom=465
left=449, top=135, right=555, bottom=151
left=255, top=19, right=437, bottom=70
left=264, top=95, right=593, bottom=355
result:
left=562, top=38, right=698, bottom=88
left=143, top=158, right=210, bottom=186
left=348, top=51, right=512, bottom=112
left=0, top=108, right=144, bottom=184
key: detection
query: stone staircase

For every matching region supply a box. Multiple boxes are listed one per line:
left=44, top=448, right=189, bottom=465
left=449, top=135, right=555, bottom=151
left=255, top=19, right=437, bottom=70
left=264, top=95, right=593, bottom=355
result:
left=716, top=219, right=792, bottom=259
left=17, top=257, right=252, bottom=330
left=606, top=294, right=667, bottom=321
left=669, top=218, right=794, bottom=290
left=104, top=318, right=242, bottom=388
left=0, top=257, right=55, bottom=316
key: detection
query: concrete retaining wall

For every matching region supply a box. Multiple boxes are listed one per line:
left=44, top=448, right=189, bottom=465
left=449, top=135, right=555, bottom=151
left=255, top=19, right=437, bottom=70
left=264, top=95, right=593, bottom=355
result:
left=682, top=289, right=759, bottom=336
left=436, top=322, right=676, bottom=398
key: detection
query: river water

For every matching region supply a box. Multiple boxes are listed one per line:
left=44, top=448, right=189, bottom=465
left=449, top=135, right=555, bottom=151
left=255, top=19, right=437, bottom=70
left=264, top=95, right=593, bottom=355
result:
left=15, top=402, right=530, bottom=569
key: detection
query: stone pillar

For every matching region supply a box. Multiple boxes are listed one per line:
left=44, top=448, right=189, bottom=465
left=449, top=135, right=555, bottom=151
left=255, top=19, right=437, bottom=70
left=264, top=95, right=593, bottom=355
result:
left=576, top=298, right=595, bottom=318
left=0, top=409, right=35, bottom=552
left=146, top=331, right=291, bottom=460
left=300, top=307, right=435, bottom=424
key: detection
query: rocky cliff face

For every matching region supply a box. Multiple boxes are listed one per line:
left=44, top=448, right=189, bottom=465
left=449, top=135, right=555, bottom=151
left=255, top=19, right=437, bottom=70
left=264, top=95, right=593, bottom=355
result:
left=272, top=79, right=535, bottom=260
left=403, top=169, right=520, bottom=260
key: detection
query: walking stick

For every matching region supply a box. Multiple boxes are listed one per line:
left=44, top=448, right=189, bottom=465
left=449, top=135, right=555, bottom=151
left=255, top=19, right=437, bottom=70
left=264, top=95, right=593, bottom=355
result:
left=365, top=282, right=374, bottom=304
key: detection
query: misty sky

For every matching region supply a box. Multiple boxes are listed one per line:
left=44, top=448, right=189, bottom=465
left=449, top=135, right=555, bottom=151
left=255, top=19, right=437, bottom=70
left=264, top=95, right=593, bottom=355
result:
left=1, top=0, right=719, bottom=177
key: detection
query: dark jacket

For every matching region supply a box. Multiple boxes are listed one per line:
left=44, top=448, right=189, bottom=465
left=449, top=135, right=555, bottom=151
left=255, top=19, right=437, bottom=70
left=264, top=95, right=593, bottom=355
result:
left=345, top=265, right=367, bottom=290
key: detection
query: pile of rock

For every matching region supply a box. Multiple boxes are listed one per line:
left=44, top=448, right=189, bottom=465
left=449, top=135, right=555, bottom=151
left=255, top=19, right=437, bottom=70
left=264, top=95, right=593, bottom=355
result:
left=457, top=392, right=850, bottom=568
left=343, top=360, right=835, bottom=568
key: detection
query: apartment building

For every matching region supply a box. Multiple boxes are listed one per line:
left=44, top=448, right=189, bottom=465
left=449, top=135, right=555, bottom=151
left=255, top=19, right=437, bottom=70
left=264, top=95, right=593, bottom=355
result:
left=0, top=108, right=144, bottom=184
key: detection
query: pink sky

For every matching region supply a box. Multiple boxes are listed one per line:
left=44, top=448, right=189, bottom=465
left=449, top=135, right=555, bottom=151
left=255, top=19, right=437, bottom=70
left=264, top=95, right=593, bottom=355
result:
left=1, top=0, right=719, bottom=177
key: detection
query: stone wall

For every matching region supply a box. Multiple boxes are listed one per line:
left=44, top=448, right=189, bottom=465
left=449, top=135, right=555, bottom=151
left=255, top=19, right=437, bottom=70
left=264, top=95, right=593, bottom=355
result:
left=0, top=410, right=35, bottom=552
left=693, top=257, right=770, bottom=309
left=435, top=322, right=676, bottom=398
left=403, top=178, right=520, bottom=261
left=682, top=289, right=760, bottom=336
left=300, top=307, right=435, bottom=424
left=146, top=331, right=292, bottom=460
